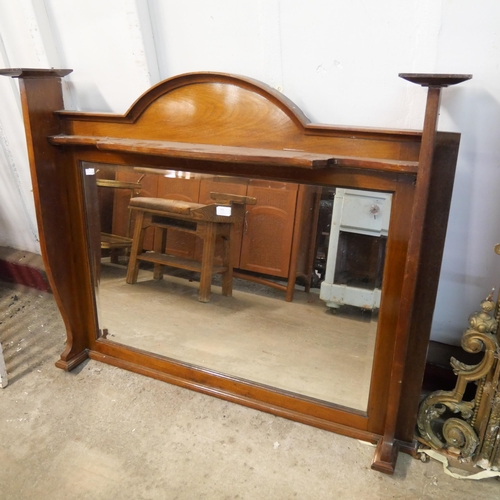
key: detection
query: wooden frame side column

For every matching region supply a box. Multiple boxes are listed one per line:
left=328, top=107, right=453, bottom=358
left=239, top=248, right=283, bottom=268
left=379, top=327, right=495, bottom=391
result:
left=0, top=69, right=95, bottom=370
left=372, top=74, right=472, bottom=473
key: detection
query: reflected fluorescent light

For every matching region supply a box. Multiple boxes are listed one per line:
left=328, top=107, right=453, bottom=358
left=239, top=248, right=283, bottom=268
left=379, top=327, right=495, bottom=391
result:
left=163, top=171, right=192, bottom=179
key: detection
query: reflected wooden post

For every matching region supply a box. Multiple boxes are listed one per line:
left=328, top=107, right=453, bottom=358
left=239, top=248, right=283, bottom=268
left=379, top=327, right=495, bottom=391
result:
left=372, top=73, right=472, bottom=474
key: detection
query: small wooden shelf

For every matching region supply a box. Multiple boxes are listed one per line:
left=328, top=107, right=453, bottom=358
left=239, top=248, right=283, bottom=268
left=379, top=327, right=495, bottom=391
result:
left=398, top=73, right=472, bottom=87
left=49, top=134, right=419, bottom=173
left=50, top=135, right=335, bottom=169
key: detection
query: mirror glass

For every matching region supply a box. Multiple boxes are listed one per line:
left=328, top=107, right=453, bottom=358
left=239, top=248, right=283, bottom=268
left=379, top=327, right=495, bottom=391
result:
left=82, top=162, right=392, bottom=411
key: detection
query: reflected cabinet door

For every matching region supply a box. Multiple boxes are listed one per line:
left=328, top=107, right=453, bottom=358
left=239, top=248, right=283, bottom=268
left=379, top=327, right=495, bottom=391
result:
left=239, top=181, right=298, bottom=278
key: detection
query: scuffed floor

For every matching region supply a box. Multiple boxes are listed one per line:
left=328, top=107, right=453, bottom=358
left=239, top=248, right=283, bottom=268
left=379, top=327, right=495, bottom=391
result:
left=0, top=281, right=499, bottom=499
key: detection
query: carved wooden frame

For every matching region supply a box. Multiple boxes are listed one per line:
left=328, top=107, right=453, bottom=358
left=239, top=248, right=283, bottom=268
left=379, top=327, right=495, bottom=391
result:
left=0, top=68, right=471, bottom=473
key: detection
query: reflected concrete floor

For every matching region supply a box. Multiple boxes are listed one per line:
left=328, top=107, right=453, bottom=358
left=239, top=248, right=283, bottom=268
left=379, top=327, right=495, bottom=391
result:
left=97, top=263, right=377, bottom=411
left=2, top=281, right=500, bottom=499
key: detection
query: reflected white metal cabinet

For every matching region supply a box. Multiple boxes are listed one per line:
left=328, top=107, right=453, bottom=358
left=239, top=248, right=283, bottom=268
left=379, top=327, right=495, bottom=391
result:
left=320, top=189, right=392, bottom=310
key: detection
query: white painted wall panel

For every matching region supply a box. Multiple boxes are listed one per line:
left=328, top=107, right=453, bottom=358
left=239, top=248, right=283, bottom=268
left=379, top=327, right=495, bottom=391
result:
left=427, top=0, right=500, bottom=343
left=278, top=0, right=441, bottom=128
left=0, top=84, right=40, bottom=254
left=44, top=0, right=157, bottom=111
left=0, top=0, right=499, bottom=344
left=0, top=0, right=58, bottom=254
left=148, top=0, right=284, bottom=85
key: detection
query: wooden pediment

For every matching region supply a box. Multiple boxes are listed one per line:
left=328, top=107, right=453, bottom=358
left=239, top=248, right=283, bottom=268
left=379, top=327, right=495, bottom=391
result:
left=53, top=72, right=422, bottom=172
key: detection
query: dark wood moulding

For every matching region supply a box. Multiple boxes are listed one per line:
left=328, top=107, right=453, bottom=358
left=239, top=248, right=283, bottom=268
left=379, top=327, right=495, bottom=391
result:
left=48, top=134, right=420, bottom=173
left=0, top=67, right=471, bottom=473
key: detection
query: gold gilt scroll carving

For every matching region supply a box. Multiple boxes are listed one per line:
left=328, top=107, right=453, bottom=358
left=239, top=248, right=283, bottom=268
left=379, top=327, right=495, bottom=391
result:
left=417, top=245, right=500, bottom=470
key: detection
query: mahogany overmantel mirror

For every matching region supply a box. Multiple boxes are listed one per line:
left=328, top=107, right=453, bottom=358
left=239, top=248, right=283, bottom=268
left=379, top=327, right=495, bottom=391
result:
left=0, top=68, right=471, bottom=473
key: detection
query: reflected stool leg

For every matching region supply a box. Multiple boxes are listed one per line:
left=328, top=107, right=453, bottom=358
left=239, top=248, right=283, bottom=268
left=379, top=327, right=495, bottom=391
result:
left=221, top=224, right=233, bottom=297
left=153, top=226, right=167, bottom=280
left=126, top=210, right=146, bottom=284
left=110, top=248, right=119, bottom=264
left=199, top=222, right=216, bottom=303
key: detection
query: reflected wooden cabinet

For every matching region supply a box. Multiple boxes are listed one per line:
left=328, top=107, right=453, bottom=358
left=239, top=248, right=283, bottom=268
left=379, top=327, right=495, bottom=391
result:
left=106, top=172, right=319, bottom=299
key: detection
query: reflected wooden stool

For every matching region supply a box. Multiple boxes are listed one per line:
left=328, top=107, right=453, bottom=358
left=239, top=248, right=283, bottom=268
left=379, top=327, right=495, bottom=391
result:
left=126, top=193, right=256, bottom=302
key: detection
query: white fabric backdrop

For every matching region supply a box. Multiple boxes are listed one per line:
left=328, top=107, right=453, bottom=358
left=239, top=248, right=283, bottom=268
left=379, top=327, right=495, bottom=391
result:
left=1, top=0, right=499, bottom=344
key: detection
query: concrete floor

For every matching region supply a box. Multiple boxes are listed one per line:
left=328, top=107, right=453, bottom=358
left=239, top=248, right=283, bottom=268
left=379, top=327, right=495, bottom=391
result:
left=1, top=281, right=499, bottom=499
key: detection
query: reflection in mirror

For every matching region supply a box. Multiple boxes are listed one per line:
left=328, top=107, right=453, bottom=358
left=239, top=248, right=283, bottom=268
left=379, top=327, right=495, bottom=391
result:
left=82, top=162, right=392, bottom=411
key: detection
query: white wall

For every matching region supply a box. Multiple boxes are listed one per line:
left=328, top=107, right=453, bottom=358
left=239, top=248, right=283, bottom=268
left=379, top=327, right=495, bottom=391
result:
left=0, top=0, right=499, bottom=344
